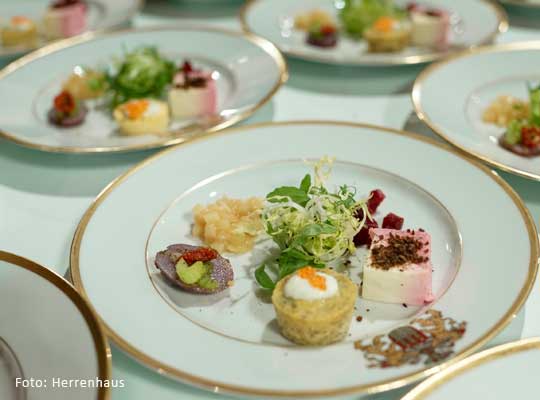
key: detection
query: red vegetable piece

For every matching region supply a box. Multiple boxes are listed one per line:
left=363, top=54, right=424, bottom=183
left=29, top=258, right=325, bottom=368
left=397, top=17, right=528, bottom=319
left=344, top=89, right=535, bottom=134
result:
left=521, top=126, right=540, bottom=149
left=354, top=217, right=379, bottom=247
left=53, top=90, right=76, bottom=114
left=382, top=212, right=404, bottom=230
left=182, top=61, right=193, bottom=74
left=181, top=247, right=218, bottom=265
left=367, top=189, right=386, bottom=214
left=321, top=24, right=336, bottom=35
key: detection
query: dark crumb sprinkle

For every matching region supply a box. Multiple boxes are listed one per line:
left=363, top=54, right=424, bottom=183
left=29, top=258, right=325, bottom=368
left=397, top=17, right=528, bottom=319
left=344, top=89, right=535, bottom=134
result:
left=419, top=228, right=425, bottom=232
left=366, top=308, right=370, bottom=312
left=356, top=316, right=363, bottom=322
left=371, top=233, right=427, bottom=270
left=329, top=267, right=334, bottom=270
left=400, top=284, right=404, bottom=286
left=402, top=303, right=408, bottom=308
left=360, top=281, right=363, bottom=286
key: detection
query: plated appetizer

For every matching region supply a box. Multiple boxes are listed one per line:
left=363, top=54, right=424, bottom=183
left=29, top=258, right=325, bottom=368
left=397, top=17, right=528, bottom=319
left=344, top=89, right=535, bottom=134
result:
left=46, top=46, right=219, bottom=136
left=272, top=267, right=357, bottom=345
left=48, top=90, right=87, bottom=127
left=43, top=0, right=87, bottom=40
left=293, top=0, right=453, bottom=53
left=1, top=16, right=38, bottom=48
left=483, top=84, right=540, bottom=157
left=155, top=244, right=234, bottom=294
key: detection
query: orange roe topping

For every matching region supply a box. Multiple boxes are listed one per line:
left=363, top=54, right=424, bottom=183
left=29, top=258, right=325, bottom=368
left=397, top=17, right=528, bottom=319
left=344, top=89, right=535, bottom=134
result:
left=11, top=16, right=32, bottom=26
left=53, top=90, right=75, bottom=114
left=373, top=16, right=396, bottom=33
left=122, top=99, right=149, bottom=119
left=297, top=266, right=327, bottom=291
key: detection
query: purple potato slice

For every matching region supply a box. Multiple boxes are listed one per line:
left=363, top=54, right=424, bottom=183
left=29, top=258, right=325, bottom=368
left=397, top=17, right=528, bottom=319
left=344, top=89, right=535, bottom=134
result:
left=499, top=135, right=540, bottom=157
left=154, top=244, right=234, bottom=294
left=306, top=32, right=338, bottom=48
left=48, top=104, right=88, bottom=127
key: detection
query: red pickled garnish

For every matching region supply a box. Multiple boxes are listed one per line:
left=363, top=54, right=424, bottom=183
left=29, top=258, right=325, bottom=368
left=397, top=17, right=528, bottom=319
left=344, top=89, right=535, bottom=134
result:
left=521, top=126, right=540, bottom=149
left=181, top=247, right=218, bottom=265
left=182, top=61, right=193, bottom=75
left=367, top=189, right=386, bottom=214
left=382, top=213, right=404, bottom=230
left=354, top=217, right=379, bottom=247
left=53, top=90, right=76, bottom=114
left=321, top=24, right=336, bottom=35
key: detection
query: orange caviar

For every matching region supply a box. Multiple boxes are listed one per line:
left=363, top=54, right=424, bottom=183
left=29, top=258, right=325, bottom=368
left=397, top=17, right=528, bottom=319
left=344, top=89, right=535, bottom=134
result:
left=297, top=266, right=327, bottom=291
left=122, top=99, right=149, bottom=119
left=11, top=16, right=32, bottom=26
left=373, top=16, right=396, bottom=33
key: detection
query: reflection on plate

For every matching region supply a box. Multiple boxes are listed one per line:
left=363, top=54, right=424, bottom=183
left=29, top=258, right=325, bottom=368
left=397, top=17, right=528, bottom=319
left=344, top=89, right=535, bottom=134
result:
left=413, top=41, right=540, bottom=180
left=0, top=337, right=26, bottom=400
left=71, top=121, right=538, bottom=398
left=0, top=27, right=286, bottom=153
left=240, top=0, right=507, bottom=65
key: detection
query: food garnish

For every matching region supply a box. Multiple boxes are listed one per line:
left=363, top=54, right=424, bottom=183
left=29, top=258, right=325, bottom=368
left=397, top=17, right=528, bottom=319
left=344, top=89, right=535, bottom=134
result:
left=192, top=197, right=264, bottom=254
left=339, top=0, right=404, bottom=39
left=48, top=90, right=87, bottom=127
left=294, top=9, right=334, bottom=31
left=106, top=46, right=175, bottom=108
left=255, top=157, right=369, bottom=290
left=306, top=22, right=339, bottom=48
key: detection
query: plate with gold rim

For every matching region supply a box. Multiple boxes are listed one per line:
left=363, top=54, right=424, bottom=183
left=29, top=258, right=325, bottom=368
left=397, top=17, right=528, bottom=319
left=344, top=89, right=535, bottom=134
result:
left=0, top=0, right=143, bottom=59
left=402, top=337, right=540, bottom=399
left=0, top=251, right=110, bottom=400
left=0, top=26, right=286, bottom=153
left=240, top=0, right=507, bottom=66
left=499, top=0, right=540, bottom=9
left=70, top=121, right=538, bottom=398
left=413, top=42, right=540, bottom=181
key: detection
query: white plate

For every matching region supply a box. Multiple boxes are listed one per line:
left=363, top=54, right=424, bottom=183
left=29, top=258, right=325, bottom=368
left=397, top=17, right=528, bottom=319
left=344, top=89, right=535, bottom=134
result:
left=0, top=251, right=110, bottom=400
left=70, top=121, right=538, bottom=398
left=402, top=337, right=540, bottom=399
left=0, top=26, right=286, bottom=153
left=0, top=0, right=142, bottom=58
left=240, top=0, right=507, bottom=66
left=412, top=42, right=540, bottom=181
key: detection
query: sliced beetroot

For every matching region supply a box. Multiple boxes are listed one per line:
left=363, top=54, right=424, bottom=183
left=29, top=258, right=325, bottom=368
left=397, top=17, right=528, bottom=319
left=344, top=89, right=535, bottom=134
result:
left=367, top=189, right=386, bottom=214
left=382, top=213, right=404, bottom=230
left=154, top=244, right=234, bottom=294
left=354, top=217, right=379, bottom=247
left=306, top=31, right=338, bottom=48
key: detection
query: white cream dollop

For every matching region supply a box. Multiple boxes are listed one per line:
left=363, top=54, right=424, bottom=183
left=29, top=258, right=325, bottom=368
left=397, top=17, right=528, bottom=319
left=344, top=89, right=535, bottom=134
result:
left=284, top=271, right=338, bottom=300
left=143, top=100, right=164, bottom=117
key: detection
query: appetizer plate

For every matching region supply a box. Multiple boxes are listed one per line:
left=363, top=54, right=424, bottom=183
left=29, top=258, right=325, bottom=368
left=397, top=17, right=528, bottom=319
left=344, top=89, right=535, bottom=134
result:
left=71, top=121, right=538, bottom=398
left=402, top=337, right=540, bottom=399
left=240, top=0, right=507, bottom=66
left=0, top=0, right=143, bottom=58
left=0, top=26, right=286, bottom=153
left=413, top=41, right=540, bottom=181
left=0, top=251, right=110, bottom=400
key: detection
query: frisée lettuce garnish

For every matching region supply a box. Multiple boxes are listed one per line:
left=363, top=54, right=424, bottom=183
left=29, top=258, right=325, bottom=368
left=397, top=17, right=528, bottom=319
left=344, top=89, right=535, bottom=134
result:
left=255, top=157, right=369, bottom=290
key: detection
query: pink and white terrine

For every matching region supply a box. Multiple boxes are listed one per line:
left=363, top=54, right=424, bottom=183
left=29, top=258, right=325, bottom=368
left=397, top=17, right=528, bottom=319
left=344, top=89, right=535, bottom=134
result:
left=43, top=0, right=87, bottom=40
left=408, top=4, right=450, bottom=51
left=362, top=228, right=433, bottom=305
left=168, top=61, right=217, bottom=119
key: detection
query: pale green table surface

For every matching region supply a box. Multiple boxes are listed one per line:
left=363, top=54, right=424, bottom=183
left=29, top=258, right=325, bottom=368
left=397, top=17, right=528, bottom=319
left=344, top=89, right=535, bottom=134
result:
left=0, top=1, right=539, bottom=399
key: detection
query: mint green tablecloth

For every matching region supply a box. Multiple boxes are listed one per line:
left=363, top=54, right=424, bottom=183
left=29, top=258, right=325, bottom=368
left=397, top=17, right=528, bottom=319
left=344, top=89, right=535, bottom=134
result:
left=0, top=1, right=538, bottom=399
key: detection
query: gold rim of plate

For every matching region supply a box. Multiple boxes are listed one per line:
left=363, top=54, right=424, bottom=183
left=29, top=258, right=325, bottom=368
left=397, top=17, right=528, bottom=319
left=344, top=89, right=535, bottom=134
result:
left=402, top=337, right=540, bottom=399
left=69, top=120, right=539, bottom=398
left=0, top=0, right=145, bottom=58
left=0, top=25, right=288, bottom=154
left=0, top=250, right=112, bottom=400
left=499, top=0, right=540, bottom=9
left=412, top=40, right=540, bottom=181
left=238, top=0, right=508, bottom=66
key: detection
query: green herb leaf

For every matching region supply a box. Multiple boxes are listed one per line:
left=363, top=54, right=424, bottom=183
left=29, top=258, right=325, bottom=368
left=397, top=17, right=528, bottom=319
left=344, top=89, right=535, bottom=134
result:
left=278, top=253, right=311, bottom=279
left=299, top=174, right=311, bottom=193
left=266, top=186, right=310, bottom=206
left=255, top=265, right=275, bottom=290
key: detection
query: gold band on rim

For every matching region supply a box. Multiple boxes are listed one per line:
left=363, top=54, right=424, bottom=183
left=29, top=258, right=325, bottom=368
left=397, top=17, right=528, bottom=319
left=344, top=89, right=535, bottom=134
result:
left=0, top=250, right=111, bottom=400
left=0, top=25, right=288, bottom=154
left=402, top=337, right=540, bottom=399
left=499, top=0, right=540, bottom=9
left=412, top=40, right=540, bottom=181
left=239, top=0, right=508, bottom=66
left=70, top=120, right=539, bottom=398
left=0, top=0, right=145, bottom=58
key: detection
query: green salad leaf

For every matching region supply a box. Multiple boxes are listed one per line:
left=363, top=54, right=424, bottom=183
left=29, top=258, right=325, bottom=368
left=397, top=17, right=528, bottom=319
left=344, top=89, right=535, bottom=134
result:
left=106, top=46, right=175, bottom=108
left=255, top=157, right=368, bottom=290
left=528, top=83, right=540, bottom=127
left=339, top=0, right=404, bottom=38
